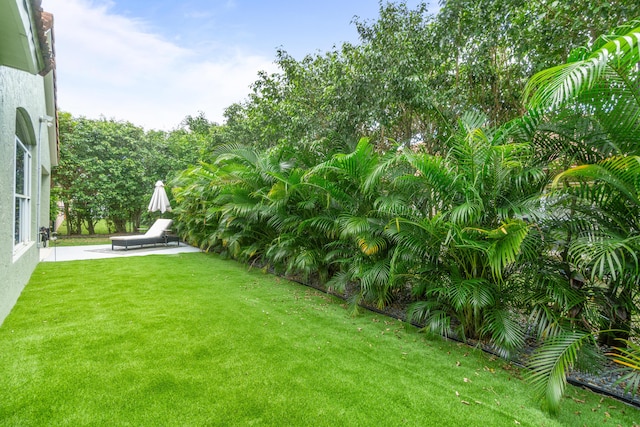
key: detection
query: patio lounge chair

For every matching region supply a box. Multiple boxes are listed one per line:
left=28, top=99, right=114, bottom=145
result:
left=110, top=218, right=179, bottom=250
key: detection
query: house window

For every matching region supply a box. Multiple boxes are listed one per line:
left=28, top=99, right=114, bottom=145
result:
left=14, top=135, right=31, bottom=248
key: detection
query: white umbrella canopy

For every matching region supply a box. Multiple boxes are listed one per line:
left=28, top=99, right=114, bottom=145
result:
left=148, top=180, right=172, bottom=213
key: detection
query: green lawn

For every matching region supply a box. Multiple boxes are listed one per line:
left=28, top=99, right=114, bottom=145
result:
left=0, top=253, right=637, bottom=426
left=51, top=236, right=111, bottom=247
left=52, top=218, right=163, bottom=246
left=52, top=218, right=112, bottom=247
left=55, top=219, right=112, bottom=236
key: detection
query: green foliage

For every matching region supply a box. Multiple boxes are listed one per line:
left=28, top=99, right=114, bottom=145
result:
left=609, top=339, right=640, bottom=396
left=54, top=113, right=148, bottom=234
left=176, top=113, right=545, bottom=356
left=390, top=113, right=547, bottom=355
left=527, top=330, right=599, bottom=414
left=54, top=112, right=219, bottom=234
left=49, top=185, right=61, bottom=224
left=197, top=2, right=640, bottom=156
left=522, top=17, right=640, bottom=412
left=434, top=0, right=640, bottom=125
left=525, top=17, right=640, bottom=159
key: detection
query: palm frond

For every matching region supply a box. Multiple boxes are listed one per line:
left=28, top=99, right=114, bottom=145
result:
left=484, top=219, right=530, bottom=277
left=481, top=308, right=525, bottom=357
left=553, top=157, right=640, bottom=206
left=325, top=270, right=352, bottom=293
left=374, top=194, right=417, bottom=220
left=609, top=339, right=640, bottom=396
left=356, top=235, right=388, bottom=256
left=527, top=305, right=566, bottom=341
left=524, top=60, right=608, bottom=111
left=527, top=330, right=596, bottom=414
left=407, top=301, right=452, bottom=337
left=298, top=215, right=339, bottom=239
left=358, top=259, right=392, bottom=303
left=524, top=23, right=640, bottom=111
left=569, top=232, right=638, bottom=282
left=448, top=278, right=494, bottom=312
left=211, top=143, right=260, bottom=167
left=450, top=200, right=483, bottom=225
left=337, top=214, right=371, bottom=238
left=363, top=149, right=402, bottom=194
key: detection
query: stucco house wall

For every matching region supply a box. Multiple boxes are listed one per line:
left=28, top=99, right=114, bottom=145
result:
left=0, top=0, right=58, bottom=325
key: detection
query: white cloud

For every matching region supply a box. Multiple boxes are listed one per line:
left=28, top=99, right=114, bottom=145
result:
left=43, top=0, right=278, bottom=130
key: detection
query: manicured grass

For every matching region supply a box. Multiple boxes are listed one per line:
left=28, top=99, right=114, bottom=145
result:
left=55, top=219, right=112, bottom=236
left=51, top=236, right=111, bottom=247
left=53, top=218, right=160, bottom=245
left=0, top=253, right=637, bottom=426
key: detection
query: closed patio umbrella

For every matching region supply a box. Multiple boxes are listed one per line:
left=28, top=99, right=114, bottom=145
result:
left=148, top=180, right=172, bottom=213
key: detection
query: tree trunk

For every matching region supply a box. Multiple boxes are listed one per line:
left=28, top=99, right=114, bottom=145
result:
left=86, top=220, right=96, bottom=235
left=113, top=218, right=127, bottom=234
left=63, top=203, right=72, bottom=236
left=73, top=216, right=82, bottom=235
left=598, top=288, right=632, bottom=348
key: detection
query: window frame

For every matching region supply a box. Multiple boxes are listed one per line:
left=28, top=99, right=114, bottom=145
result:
left=14, top=135, right=32, bottom=251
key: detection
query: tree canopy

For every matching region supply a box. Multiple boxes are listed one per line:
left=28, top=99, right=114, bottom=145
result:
left=53, top=111, right=218, bottom=234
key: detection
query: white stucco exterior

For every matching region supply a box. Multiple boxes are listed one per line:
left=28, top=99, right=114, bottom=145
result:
left=0, top=0, right=58, bottom=325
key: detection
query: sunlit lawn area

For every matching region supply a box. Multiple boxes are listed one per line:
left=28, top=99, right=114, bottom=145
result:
left=51, top=236, right=111, bottom=247
left=49, top=220, right=110, bottom=246
left=0, top=253, right=637, bottom=426
left=55, top=219, right=112, bottom=236
left=52, top=219, right=144, bottom=246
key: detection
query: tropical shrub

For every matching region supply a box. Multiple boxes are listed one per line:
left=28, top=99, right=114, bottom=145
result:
left=386, top=112, right=547, bottom=356
left=524, top=18, right=640, bottom=413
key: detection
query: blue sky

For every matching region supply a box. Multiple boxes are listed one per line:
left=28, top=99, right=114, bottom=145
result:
left=42, top=0, right=436, bottom=130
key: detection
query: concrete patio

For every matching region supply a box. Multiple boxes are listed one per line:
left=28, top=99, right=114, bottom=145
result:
left=40, top=242, right=201, bottom=262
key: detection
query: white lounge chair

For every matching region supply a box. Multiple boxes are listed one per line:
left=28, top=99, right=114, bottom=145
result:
left=110, top=219, right=179, bottom=250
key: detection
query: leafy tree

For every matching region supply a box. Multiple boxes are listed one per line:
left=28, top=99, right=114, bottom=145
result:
left=352, top=2, right=452, bottom=150
left=54, top=114, right=153, bottom=233
left=235, top=48, right=375, bottom=160
left=173, top=144, right=289, bottom=259
left=213, top=2, right=448, bottom=156
left=54, top=111, right=219, bottom=234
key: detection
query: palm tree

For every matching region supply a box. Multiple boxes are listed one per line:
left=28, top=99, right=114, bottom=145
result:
left=174, top=141, right=359, bottom=285
left=385, top=112, right=547, bottom=356
left=172, top=163, right=223, bottom=250
left=305, top=138, right=401, bottom=311
left=524, top=18, right=640, bottom=158
left=523, top=18, right=640, bottom=413
left=173, top=144, right=291, bottom=262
